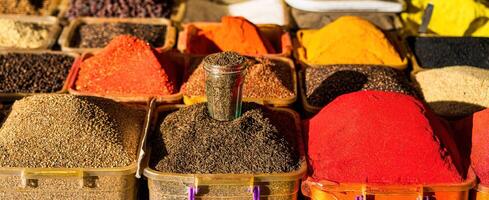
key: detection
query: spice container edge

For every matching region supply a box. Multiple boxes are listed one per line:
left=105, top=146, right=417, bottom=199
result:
left=301, top=169, right=477, bottom=200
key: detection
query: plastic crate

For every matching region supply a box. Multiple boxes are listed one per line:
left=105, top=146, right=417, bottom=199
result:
left=0, top=50, right=79, bottom=102
left=0, top=103, right=152, bottom=200
left=182, top=56, right=298, bottom=107
left=58, top=17, right=176, bottom=53
left=0, top=15, right=61, bottom=50
left=302, top=170, right=476, bottom=200
left=66, top=52, right=184, bottom=105
left=474, top=184, right=489, bottom=200
left=177, top=22, right=293, bottom=57
left=143, top=105, right=307, bottom=199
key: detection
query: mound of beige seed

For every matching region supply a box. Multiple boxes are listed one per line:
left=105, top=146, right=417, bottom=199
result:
left=0, top=94, right=145, bottom=168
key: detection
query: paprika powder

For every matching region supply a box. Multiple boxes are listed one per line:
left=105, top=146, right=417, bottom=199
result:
left=186, top=16, right=276, bottom=55
left=452, top=108, right=489, bottom=184
left=75, top=35, right=178, bottom=97
left=306, top=91, right=464, bottom=184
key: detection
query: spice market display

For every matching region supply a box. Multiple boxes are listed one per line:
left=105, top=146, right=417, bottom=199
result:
left=0, top=0, right=488, bottom=200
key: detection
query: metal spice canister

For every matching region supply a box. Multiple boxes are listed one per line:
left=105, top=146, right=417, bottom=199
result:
left=203, top=52, right=246, bottom=121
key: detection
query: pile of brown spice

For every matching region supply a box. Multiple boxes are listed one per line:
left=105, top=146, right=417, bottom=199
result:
left=182, top=57, right=294, bottom=99
left=150, top=103, right=300, bottom=174
left=304, top=65, right=416, bottom=107
left=0, top=94, right=145, bottom=168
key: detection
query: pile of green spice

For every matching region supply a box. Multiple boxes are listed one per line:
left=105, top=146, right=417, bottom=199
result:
left=0, top=0, right=54, bottom=15
left=182, top=57, right=294, bottom=99
left=0, top=53, right=74, bottom=93
left=304, top=65, right=416, bottom=107
left=151, top=103, right=300, bottom=174
left=0, top=94, right=145, bottom=168
left=74, top=23, right=167, bottom=48
left=0, top=19, right=50, bottom=49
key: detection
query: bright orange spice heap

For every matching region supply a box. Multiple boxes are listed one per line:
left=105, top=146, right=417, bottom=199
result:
left=187, top=16, right=276, bottom=55
left=75, top=35, right=178, bottom=97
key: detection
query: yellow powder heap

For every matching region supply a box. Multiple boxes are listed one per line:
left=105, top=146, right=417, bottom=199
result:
left=300, top=16, right=404, bottom=69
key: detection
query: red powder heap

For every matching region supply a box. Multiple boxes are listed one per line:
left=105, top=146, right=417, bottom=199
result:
left=453, top=108, right=489, bottom=184
left=306, top=91, right=463, bottom=184
left=75, top=35, right=177, bottom=97
left=187, top=16, right=276, bottom=55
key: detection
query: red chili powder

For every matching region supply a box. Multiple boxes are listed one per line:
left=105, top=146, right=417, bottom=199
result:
left=452, top=108, right=489, bottom=184
left=306, top=91, right=464, bottom=184
left=75, top=35, right=177, bottom=96
left=186, top=16, right=276, bottom=55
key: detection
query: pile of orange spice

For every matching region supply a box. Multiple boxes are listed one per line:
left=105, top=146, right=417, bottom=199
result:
left=75, top=35, right=178, bottom=97
left=186, top=16, right=276, bottom=55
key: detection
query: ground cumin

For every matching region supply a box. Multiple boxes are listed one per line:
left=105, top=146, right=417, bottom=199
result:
left=186, top=16, right=276, bottom=55
left=300, top=16, right=404, bottom=68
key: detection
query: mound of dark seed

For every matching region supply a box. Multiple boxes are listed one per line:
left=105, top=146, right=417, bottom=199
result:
left=0, top=53, right=74, bottom=93
left=75, top=23, right=167, bottom=48
left=151, top=103, right=300, bottom=174
left=66, top=0, right=174, bottom=19
left=408, top=37, right=489, bottom=69
left=203, top=51, right=246, bottom=68
left=305, top=65, right=416, bottom=107
left=0, top=94, right=145, bottom=168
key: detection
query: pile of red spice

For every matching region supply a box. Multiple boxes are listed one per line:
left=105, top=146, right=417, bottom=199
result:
left=75, top=35, right=178, bottom=97
left=306, top=91, right=464, bottom=184
left=452, top=108, right=489, bottom=185
left=186, top=16, right=276, bottom=55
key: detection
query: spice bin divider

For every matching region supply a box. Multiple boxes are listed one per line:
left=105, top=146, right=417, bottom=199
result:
left=293, top=27, right=408, bottom=70
left=0, top=15, right=61, bottom=50
left=0, top=50, right=79, bottom=102
left=57, top=0, right=186, bottom=23
left=182, top=55, right=298, bottom=107
left=177, top=23, right=293, bottom=57
left=143, top=105, right=307, bottom=199
left=58, top=17, right=176, bottom=53
left=298, top=69, right=322, bottom=114
left=0, top=102, right=152, bottom=200
left=302, top=169, right=476, bottom=200
left=66, top=52, right=183, bottom=104
left=474, top=184, right=489, bottom=200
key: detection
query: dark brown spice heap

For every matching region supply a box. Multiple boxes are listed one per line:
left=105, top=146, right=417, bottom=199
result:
left=0, top=0, right=54, bottom=15
left=183, top=57, right=295, bottom=99
left=66, top=0, right=174, bottom=19
left=75, top=23, right=167, bottom=48
left=0, top=94, right=145, bottom=168
left=305, top=65, right=416, bottom=107
left=151, top=103, right=300, bottom=174
left=0, top=53, right=74, bottom=93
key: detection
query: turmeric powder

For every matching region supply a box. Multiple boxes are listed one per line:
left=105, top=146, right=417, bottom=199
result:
left=299, top=16, right=404, bottom=69
left=186, top=16, right=276, bottom=55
